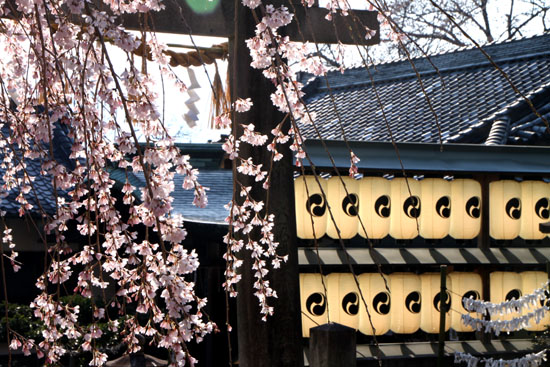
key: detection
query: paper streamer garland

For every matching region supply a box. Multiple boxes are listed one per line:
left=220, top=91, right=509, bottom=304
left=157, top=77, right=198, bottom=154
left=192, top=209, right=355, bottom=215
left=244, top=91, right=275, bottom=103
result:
left=461, top=306, right=549, bottom=336
left=462, top=281, right=549, bottom=316
left=454, top=350, right=547, bottom=367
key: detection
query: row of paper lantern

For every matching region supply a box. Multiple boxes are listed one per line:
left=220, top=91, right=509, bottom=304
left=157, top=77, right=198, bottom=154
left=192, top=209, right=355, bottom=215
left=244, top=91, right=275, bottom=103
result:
left=295, top=177, right=550, bottom=240
left=300, top=271, right=549, bottom=337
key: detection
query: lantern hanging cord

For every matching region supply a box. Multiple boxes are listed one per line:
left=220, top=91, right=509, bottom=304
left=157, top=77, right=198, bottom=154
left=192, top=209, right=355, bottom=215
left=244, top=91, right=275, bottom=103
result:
left=301, top=311, right=321, bottom=327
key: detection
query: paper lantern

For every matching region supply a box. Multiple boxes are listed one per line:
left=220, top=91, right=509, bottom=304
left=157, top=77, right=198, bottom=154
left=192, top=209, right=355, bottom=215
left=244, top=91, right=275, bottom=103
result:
left=295, top=176, right=328, bottom=239
left=357, top=273, right=391, bottom=335
left=490, top=180, right=521, bottom=240
left=490, top=272, right=522, bottom=323
left=519, top=181, right=550, bottom=240
left=520, top=271, right=550, bottom=331
left=420, top=273, right=451, bottom=333
left=420, top=178, right=451, bottom=239
left=449, top=272, right=482, bottom=332
left=389, top=178, right=421, bottom=240
left=326, top=273, right=360, bottom=330
left=357, top=177, right=391, bottom=239
left=326, top=176, right=359, bottom=239
left=389, top=273, right=421, bottom=334
left=299, top=273, right=328, bottom=337
left=449, top=179, right=481, bottom=239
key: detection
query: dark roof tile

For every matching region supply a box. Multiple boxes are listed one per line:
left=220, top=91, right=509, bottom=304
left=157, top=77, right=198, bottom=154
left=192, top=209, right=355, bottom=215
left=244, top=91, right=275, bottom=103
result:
left=301, top=33, right=550, bottom=144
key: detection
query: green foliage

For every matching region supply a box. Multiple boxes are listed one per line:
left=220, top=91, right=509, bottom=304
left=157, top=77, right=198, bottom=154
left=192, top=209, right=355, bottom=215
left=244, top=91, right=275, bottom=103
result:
left=0, top=296, right=125, bottom=365
left=0, top=301, right=42, bottom=342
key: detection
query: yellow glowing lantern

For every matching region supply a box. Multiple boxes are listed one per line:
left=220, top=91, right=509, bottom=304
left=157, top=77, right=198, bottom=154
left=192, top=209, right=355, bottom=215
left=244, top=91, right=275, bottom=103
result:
left=519, top=181, right=550, bottom=240
left=326, top=273, right=360, bottom=330
left=449, top=272, right=482, bottom=332
left=389, top=178, right=422, bottom=240
left=389, top=273, right=421, bottom=334
left=420, top=178, right=451, bottom=239
left=357, top=273, right=391, bottom=335
left=490, top=272, right=522, bottom=323
left=449, top=179, right=482, bottom=239
left=295, top=176, right=328, bottom=239
left=490, top=180, right=522, bottom=240
left=420, top=273, right=451, bottom=333
left=326, top=176, right=359, bottom=239
left=357, top=177, right=391, bottom=239
left=299, top=273, right=329, bottom=337
left=521, top=271, right=549, bottom=331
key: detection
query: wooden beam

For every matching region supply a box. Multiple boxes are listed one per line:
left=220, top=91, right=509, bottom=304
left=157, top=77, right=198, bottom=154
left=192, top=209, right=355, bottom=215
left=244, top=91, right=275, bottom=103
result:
left=232, top=1, right=303, bottom=366
left=120, top=0, right=379, bottom=45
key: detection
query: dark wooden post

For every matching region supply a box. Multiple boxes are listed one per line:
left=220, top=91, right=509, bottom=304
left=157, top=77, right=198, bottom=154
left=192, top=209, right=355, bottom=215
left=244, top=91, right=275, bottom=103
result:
left=475, top=174, right=496, bottom=343
left=231, top=1, right=303, bottom=366
left=309, top=323, right=356, bottom=367
left=437, top=265, right=447, bottom=367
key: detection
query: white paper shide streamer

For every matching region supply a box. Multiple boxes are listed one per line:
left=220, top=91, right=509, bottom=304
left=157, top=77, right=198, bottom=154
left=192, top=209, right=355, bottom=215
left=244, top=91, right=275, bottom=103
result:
left=460, top=281, right=549, bottom=335
left=454, top=282, right=550, bottom=366
left=454, top=350, right=547, bottom=367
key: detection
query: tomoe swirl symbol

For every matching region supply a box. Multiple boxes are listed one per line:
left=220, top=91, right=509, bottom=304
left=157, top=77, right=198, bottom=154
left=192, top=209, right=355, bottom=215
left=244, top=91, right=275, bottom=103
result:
left=342, top=292, right=359, bottom=315
left=405, top=291, right=421, bottom=314
left=540, top=290, right=550, bottom=308
left=342, top=194, right=359, bottom=217
left=505, top=198, right=521, bottom=220
left=306, top=293, right=326, bottom=316
left=435, top=196, right=451, bottom=218
left=372, top=292, right=391, bottom=315
left=505, top=289, right=522, bottom=312
left=306, top=194, right=326, bottom=217
left=465, top=196, right=481, bottom=219
left=403, top=196, right=421, bottom=218
left=374, top=195, right=391, bottom=218
left=506, top=289, right=522, bottom=301
left=535, top=198, right=550, bottom=220
left=433, top=291, right=451, bottom=313
left=462, top=290, right=481, bottom=310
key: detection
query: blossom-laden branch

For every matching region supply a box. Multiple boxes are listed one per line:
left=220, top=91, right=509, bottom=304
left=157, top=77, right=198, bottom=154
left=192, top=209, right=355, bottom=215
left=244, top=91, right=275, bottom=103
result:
left=0, top=0, right=366, bottom=364
left=0, top=0, right=216, bottom=366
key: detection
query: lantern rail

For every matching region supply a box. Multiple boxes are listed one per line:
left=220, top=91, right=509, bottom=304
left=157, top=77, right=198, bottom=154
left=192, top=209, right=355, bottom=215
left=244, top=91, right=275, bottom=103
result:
left=303, top=338, right=535, bottom=364
left=298, top=247, right=550, bottom=266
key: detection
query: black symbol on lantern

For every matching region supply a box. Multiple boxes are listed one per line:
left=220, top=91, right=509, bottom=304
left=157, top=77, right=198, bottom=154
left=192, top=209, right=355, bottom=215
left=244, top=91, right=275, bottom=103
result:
left=505, top=289, right=522, bottom=312
left=535, top=198, right=550, bottom=220
left=506, top=289, right=522, bottom=301
left=306, top=293, right=326, bottom=316
left=405, top=291, right=421, bottom=313
left=462, top=290, right=481, bottom=310
left=306, top=194, right=326, bottom=217
left=436, top=196, right=451, bottom=218
left=342, top=194, right=359, bottom=216
left=342, top=292, right=359, bottom=315
left=540, top=290, right=550, bottom=308
left=374, top=195, right=391, bottom=218
left=403, top=196, right=421, bottom=218
left=506, top=198, right=521, bottom=220
left=373, top=292, right=391, bottom=315
left=433, top=291, right=451, bottom=313
left=465, top=197, right=481, bottom=219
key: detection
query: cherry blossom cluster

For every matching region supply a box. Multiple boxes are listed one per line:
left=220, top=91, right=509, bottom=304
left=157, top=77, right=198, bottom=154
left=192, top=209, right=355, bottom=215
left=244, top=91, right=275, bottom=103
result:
left=0, top=0, right=214, bottom=366
left=218, top=0, right=363, bottom=322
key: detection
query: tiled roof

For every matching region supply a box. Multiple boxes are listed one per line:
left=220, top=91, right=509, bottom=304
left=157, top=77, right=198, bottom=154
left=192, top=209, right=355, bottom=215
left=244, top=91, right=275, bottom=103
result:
left=170, top=169, right=232, bottom=224
left=300, top=33, right=550, bottom=144
left=0, top=123, right=75, bottom=216
left=109, top=168, right=232, bottom=225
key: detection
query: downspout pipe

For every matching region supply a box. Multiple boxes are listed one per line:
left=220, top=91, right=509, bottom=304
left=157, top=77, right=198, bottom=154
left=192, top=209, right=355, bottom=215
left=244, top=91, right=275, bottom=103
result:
left=485, top=113, right=510, bottom=145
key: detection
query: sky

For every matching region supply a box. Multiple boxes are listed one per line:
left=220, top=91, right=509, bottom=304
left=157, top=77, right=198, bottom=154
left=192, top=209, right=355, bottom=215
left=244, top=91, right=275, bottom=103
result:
left=134, top=0, right=546, bottom=144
